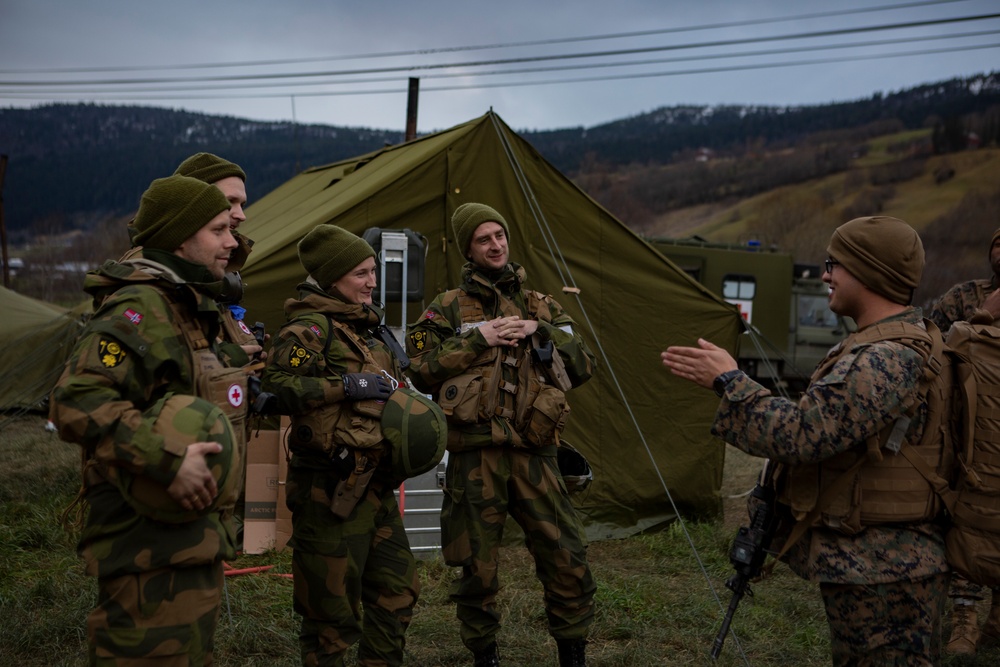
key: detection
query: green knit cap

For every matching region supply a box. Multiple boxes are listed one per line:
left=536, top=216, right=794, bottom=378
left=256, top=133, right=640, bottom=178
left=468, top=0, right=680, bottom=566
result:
left=451, top=203, right=509, bottom=255
left=173, top=152, right=246, bottom=184
left=132, top=175, right=231, bottom=251
left=827, top=216, right=924, bottom=305
left=298, top=225, right=376, bottom=289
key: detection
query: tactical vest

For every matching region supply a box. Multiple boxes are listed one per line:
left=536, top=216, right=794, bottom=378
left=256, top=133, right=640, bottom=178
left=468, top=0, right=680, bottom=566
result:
left=83, top=284, right=250, bottom=518
left=155, top=287, right=250, bottom=515
left=219, top=309, right=259, bottom=348
left=287, top=315, right=397, bottom=457
left=779, top=319, right=953, bottom=536
left=435, top=288, right=570, bottom=448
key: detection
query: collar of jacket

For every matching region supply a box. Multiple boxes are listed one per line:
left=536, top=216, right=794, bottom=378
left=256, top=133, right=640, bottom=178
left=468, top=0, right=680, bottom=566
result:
left=84, top=248, right=227, bottom=306
left=284, top=280, right=384, bottom=328
left=461, top=262, right=525, bottom=298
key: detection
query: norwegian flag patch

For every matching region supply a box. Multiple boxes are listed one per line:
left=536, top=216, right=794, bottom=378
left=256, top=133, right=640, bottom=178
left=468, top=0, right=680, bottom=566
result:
left=122, top=308, right=143, bottom=325
left=309, top=325, right=324, bottom=338
left=423, top=311, right=436, bottom=320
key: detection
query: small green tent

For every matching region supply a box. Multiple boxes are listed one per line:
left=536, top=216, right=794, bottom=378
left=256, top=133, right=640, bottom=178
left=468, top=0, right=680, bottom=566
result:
left=239, top=111, right=741, bottom=538
left=0, top=286, right=90, bottom=412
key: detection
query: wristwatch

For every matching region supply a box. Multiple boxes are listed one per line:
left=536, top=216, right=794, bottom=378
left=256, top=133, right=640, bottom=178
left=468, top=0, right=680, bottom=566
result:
left=713, top=370, right=743, bottom=397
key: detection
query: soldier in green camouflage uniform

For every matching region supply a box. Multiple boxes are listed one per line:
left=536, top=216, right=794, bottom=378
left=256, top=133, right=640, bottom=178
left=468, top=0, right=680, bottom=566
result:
left=405, top=203, right=596, bottom=667
left=664, top=216, right=949, bottom=666
left=49, top=175, right=250, bottom=666
left=261, top=225, right=418, bottom=667
left=928, top=226, right=1000, bottom=656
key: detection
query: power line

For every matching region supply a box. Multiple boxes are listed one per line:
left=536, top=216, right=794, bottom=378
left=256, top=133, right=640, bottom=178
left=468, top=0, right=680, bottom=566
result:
left=5, top=43, right=996, bottom=103
left=0, top=0, right=971, bottom=75
left=4, top=29, right=997, bottom=96
left=2, top=12, right=997, bottom=89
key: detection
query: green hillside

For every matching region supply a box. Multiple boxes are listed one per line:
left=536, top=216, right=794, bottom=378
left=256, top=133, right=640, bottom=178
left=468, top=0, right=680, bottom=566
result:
left=641, top=140, right=1000, bottom=308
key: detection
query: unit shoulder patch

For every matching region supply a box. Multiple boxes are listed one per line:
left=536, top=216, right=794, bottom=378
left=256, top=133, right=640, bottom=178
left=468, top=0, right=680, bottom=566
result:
left=409, top=330, right=429, bottom=351
left=288, top=343, right=314, bottom=368
left=99, top=338, right=127, bottom=368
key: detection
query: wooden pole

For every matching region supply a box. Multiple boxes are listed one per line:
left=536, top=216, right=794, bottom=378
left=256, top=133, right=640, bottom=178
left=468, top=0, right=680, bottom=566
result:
left=0, top=154, right=9, bottom=288
left=405, top=78, right=419, bottom=142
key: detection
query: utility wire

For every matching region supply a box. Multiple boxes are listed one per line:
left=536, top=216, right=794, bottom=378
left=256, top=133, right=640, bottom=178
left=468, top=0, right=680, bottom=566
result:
left=3, top=12, right=997, bottom=88
left=5, top=42, right=995, bottom=102
left=0, top=0, right=971, bottom=75
left=4, top=29, right=996, bottom=96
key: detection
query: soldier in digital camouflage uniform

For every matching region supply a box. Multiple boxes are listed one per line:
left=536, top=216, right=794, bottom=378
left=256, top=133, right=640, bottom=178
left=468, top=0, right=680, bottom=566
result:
left=405, top=203, right=596, bottom=667
left=49, top=174, right=251, bottom=666
left=260, top=225, right=418, bottom=667
left=664, top=216, right=950, bottom=666
left=928, top=225, right=1000, bottom=656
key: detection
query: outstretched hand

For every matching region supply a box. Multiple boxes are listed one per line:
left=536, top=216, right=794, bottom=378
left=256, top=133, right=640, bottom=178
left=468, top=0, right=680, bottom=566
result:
left=661, top=338, right=738, bottom=389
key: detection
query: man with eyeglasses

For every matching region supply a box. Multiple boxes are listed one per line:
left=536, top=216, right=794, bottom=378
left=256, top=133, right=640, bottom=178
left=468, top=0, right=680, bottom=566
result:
left=662, top=216, right=951, bottom=666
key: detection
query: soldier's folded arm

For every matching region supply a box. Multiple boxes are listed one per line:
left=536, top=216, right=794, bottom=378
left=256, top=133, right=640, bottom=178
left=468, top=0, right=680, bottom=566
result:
left=51, top=333, right=188, bottom=488
left=406, top=318, right=489, bottom=393
left=261, top=326, right=346, bottom=415
left=536, top=317, right=595, bottom=387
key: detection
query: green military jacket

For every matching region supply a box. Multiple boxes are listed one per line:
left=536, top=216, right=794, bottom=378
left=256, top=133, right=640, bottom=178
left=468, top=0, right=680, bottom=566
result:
left=261, top=282, right=403, bottom=467
left=50, top=249, right=240, bottom=577
left=405, top=262, right=594, bottom=452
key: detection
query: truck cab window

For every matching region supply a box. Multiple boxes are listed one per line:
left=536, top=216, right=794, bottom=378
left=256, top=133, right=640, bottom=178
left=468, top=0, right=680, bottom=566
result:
left=722, top=274, right=756, bottom=300
left=798, top=294, right=839, bottom=328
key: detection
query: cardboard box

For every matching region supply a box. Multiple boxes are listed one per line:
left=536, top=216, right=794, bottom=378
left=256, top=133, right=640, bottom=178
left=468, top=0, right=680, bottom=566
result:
left=243, top=420, right=292, bottom=554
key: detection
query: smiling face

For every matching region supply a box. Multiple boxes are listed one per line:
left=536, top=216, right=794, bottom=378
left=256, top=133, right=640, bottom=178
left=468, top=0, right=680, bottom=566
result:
left=174, top=210, right=239, bottom=279
left=332, top=256, right=378, bottom=305
left=823, top=257, right=867, bottom=321
left=466, top=221, right=509, bottom=272
left=213, top=176, right=247, bottom=230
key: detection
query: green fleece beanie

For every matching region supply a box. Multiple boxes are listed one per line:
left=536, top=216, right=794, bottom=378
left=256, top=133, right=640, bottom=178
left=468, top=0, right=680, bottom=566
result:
left=827, top=216, right=924, bottom=305
left=298, top=225, right=376, bottom=289
left=132, top=175, right=230, bottom=251
left=173, top=152, right=246, bottom=184
left=451, top=203, right=509, bottom=255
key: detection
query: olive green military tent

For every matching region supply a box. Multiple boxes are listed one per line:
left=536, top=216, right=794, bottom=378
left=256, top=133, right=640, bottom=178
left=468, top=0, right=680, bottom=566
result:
left=239, top=111, right=742, bottom=539
left=0, top=286, right=90, bottom=412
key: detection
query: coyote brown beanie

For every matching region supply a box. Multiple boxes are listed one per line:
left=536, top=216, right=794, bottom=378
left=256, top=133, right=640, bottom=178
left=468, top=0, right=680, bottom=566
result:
left=451, top=203, right=509, bottom=255
left=298, top=225, right=376, bottom=289
left=132, top=175, right=230, bottom=251
left=827, top=215, right=924, bottom=305
left=173, top=152, right=246, bottom=184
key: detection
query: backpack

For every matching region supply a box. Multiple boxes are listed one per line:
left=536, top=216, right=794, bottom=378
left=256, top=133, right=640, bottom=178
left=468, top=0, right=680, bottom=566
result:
left=943, top=320, right=1000, bottom=586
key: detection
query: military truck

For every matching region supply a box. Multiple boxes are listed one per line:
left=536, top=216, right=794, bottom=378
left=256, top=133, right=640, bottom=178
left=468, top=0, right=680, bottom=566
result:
left=647, top=236, right=853, bottom=392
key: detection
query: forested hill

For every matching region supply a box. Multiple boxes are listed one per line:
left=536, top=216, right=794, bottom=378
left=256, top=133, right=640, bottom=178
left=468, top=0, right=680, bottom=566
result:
left=0, top=71, right=997, bottom=238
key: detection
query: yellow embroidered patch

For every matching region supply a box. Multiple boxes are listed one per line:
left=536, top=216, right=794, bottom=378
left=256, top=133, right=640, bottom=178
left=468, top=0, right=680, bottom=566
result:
left=409, top=330, right=428, bottom=351
left=99, top=338, right=126, bottom=368
left=288, top=343, right=313, bottom=368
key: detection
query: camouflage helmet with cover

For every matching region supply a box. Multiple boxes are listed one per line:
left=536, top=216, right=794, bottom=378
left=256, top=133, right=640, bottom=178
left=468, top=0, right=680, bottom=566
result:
left=116, top=394, right=240, bottom=523
left=380, top=386, right=447, bottom=482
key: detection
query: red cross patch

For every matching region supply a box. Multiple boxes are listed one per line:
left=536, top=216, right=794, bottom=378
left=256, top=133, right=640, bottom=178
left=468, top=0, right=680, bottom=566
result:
left=238, top=320, right=252, bottom=335
left=228, top=384, right=244, bottom=407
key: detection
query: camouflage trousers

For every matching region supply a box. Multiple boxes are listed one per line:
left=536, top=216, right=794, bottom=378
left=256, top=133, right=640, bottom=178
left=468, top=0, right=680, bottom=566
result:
left=286, top=466, right=419, bottom=667
left=441, top=447, right=596, bottom=652
left=820, top=571, right=948, bottom=667
left=87, top=562, right=223, bottom=666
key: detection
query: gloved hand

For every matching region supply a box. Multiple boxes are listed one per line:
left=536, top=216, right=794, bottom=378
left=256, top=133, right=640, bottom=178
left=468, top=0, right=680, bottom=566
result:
left=342, top=372, right=393, bottom=401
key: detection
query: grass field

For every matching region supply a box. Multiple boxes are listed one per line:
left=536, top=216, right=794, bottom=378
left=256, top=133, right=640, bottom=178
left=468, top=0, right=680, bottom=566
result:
left=1, top=414, right=998, bottom=666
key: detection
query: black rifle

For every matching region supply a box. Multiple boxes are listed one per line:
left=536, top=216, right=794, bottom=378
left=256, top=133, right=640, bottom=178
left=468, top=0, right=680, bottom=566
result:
left=711, top=461, right=780, bottom=660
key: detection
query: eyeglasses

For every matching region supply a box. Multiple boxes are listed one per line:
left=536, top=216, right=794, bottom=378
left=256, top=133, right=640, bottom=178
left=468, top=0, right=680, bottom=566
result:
left=824, top=259, right=840, bottom=274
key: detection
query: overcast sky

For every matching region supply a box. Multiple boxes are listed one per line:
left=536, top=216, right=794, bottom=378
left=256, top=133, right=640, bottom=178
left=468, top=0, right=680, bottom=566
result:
left=1, top=0, right=998, bottom=133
